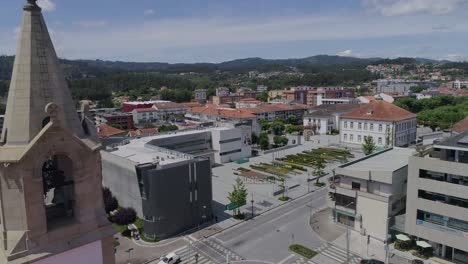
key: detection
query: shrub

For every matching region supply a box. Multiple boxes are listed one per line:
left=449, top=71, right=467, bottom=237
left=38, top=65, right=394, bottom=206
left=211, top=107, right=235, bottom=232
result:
left=121, top=228, right=132, bottom=238
left=314, top=182, right=326, bottom=187
left=289, top=244, right=317, bottom=259
left=112, top=207, right=137, bottom=226
left=278, top=196, right=290, bottom=201
left=103, top=188, right=119, bottom=214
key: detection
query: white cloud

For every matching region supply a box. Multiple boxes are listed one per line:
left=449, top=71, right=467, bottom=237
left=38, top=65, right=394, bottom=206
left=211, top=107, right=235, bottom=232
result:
left=37, top=0, right=56, bottom=12
left=337, top=50, right=353, bottom=57
left=363, top=0, right=467, bottom=16
left=73, top=20, right=109, bottom=28
left=144, top=9, right=155, bottom=16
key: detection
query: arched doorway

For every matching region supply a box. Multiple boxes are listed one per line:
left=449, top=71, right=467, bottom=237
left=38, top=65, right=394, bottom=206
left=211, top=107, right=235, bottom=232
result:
left=42, top=154, right=75, bottom=229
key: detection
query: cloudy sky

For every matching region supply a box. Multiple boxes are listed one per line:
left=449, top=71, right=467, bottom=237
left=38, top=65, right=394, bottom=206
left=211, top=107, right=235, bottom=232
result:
left=1, top=0, right=468, bottom=63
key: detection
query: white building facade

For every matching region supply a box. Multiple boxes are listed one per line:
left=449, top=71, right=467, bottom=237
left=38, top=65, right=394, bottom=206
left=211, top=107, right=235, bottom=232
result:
left=340, top=101, right=417, bottom=147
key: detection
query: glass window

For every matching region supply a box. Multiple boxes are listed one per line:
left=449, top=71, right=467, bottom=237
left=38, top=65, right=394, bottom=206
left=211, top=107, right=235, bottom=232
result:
left=358, top=123, right=362, bottom=130
left=370, top=124, right=374, bottom=131
left=364, top=123, right=368, bottom=130
left=352, top=182, right=361, bottom=190
left=358, top=135, right=362, bottom=142
left=344, top=121, right=348, bottom=129
left=344, top=134, right=348, bottom=141
left=350, top=122, right=354, bottom=129
left=378, top=137, right=382, bottom=144
left=350, top=134, right=354, bottom=142
left=379, top=124, right=383, bottom=132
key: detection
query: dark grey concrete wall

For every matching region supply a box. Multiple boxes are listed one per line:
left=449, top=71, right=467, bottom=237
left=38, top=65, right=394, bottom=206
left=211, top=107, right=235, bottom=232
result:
left=140, top=158, right=212, bottom=238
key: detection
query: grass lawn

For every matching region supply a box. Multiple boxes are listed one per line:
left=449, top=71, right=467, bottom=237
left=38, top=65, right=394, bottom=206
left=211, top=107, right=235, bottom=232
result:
left=289, top=244, right=318, bottom=259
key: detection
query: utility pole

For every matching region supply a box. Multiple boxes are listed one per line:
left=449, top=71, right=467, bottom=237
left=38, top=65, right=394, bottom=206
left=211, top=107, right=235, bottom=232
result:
left=125, top=248, right=134, bottom=264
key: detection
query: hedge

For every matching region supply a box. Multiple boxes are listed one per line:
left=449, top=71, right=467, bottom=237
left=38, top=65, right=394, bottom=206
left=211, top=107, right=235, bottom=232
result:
left=289, top=244, right=317, bottom=259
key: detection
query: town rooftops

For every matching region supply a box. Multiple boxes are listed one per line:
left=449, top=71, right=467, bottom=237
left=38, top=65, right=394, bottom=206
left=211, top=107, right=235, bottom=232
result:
left=305, top=104, right=360, bottom=117
left=188, top=105, right=256, bottom=119
left=451, top=117, right=468, bottom=134
left=97, top=124, right=126, bottom=138
left=344, top=148, right=414, bottom=172
left=434, top=131, right=468, bottom=151
left=123, top=100, right=170, bottom=106
left=342, top=101, right=416, bottom=122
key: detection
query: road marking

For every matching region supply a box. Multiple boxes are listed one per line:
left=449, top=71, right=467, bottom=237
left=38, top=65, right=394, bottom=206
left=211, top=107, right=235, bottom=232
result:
left=278, top=254, right=296, bottom=264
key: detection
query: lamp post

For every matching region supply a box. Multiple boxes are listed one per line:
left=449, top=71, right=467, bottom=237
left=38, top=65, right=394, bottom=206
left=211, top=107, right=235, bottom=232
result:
left=342, top=201, right=355, bottom=264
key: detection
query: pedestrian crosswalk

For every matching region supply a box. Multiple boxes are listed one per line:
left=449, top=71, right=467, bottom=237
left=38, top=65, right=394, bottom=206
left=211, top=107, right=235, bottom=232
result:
left=204, top=238, right=243, bottom=262
left=315, top=243, right=362, bottom=264
left=175, top=246, right=213, bottom=264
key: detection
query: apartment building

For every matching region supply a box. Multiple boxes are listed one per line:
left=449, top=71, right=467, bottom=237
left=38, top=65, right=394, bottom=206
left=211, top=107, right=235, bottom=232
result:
left=329, top=148, right=414, bottom=241
left=340, top=101, right=417, bottom=147
left=303, top=104, right=359, bottom=135
left=96, top=111, right=135, bottom=130
left=132, top=102, right=201, bottom=125
left=404, top=133, right=468, bottom=263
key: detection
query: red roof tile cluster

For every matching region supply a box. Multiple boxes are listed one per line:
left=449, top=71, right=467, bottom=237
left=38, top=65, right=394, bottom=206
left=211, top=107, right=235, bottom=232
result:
left=452, top=117, right=468, bottom=133
left=97, top=124, right=126, bottom=138
left=188, top=105, right=256, bottom=119
left=342, top=101, right=416, bottom=122
left=134, top=107, right=157, bottom=113
left=128, top=128, right=159, bottom=137
left=248, top=104, right=310, bottom=114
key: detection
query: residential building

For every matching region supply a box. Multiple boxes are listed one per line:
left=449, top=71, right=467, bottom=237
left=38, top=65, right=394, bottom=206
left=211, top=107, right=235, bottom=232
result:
left=185, top=105, right=260, bottom=135
left=268, top=90, right=286, bottom=102
left=96, top=111, right=135, bottom=129
left=216, top=87, right=230, bottom=97
left=404, top=133, right=468, bottom=263
left=235, top=99, right=263, bottom=109
left=284, top=90, right=308, bottom=104
left=303, top=104, right=360, bottom=135
left=0, top=1, right=115, bottom=262
left=248, top=104, right=310, bottom=122
left=101, top=139, right=213, bottom=239
left=194, top=89, right=207, bottom=101
left=340, top=101, right=417, bottom=147
left=257, top=85, right=268, bottom=92
left=131, top=102, right=201, bottom=125
left=122, top=100, right=170, bottom=112
left=329, top=148, right=414, bottom=242
left=453, top=80, right=468, bottom=90
left=374, top=79, right=436, bottom=94
left=319, top=97, right=359, bottom=105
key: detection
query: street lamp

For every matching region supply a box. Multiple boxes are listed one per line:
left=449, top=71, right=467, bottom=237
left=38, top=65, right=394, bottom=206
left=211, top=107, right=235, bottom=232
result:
left=343, top=201, right=355, bottom=264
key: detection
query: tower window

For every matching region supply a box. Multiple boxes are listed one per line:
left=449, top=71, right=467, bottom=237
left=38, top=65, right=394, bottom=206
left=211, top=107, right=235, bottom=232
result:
left=42, top=155, right=75, bottom=229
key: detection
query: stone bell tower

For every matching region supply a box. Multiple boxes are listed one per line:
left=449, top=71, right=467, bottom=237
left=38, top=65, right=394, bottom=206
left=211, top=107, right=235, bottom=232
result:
left=0, top=1, right=115, bottom=263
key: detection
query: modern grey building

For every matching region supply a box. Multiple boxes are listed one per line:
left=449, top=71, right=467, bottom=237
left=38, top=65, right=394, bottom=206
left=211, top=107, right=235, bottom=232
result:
left=405, top=133, right=468, bottom=263
left=101, top=137, right=213, bottom=239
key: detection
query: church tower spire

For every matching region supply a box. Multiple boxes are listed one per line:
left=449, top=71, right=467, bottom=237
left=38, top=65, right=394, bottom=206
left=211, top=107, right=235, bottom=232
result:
left=0, top=2, right=115, bottom=263
left=2, top=0, right=84, bottom=145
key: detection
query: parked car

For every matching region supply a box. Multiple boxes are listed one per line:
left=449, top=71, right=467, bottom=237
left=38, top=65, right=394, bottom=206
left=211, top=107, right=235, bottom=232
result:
left=361, top=259, right=384, bottom=264
left=158, top=253, right=181, bottom=264
left=412, top=260, right=424, bottom=264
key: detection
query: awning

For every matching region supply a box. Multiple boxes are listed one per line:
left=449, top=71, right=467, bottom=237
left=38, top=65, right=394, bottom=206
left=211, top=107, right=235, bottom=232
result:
left=416, top=241, right=432, bottom=248
left=396, top=234, right=411, bottom=241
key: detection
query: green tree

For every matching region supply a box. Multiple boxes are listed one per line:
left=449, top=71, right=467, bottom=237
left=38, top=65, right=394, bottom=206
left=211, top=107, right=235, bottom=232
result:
left=257, top=92, right=269, bottom=102
left=287, top=115, right=299, bottom=125
left=259, top=133, right=270, bottom=150
left=415, top=145, right=431, bottom=157
left=273, top=136, right=289, bottom=147
left=276, top=173, right=288, bottom=199
left=409, top=86, right=427, bottom=94
left=260, top=119, right=271, bottom=132
left=271, top=119, right=285, bottom=135
left=251, top=132, right=258, bottom=145
left=227, top=177, right=248, bottom=216
left=362, top=136, right=377, bottom=156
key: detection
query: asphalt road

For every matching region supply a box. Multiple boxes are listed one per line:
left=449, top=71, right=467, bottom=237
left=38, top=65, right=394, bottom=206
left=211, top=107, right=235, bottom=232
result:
left=215, top=188, right=328, bottom=263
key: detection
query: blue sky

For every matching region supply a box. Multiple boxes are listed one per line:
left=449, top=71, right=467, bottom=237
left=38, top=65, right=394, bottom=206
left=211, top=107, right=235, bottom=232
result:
left=1, top=0, right=468, bottom=63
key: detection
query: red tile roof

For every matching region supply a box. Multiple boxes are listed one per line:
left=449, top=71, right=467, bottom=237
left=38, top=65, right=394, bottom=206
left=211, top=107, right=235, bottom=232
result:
left=342, top=101, right=416, bottom=122
left=134, top=107, right=158, bottom=113
left=128, top=128, right=159, bottom=137
left=188, top=105, right=256, bottom=119
left=97, top=124, right=126, bottom=138
left=452, top=117, right=468, bottom=133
